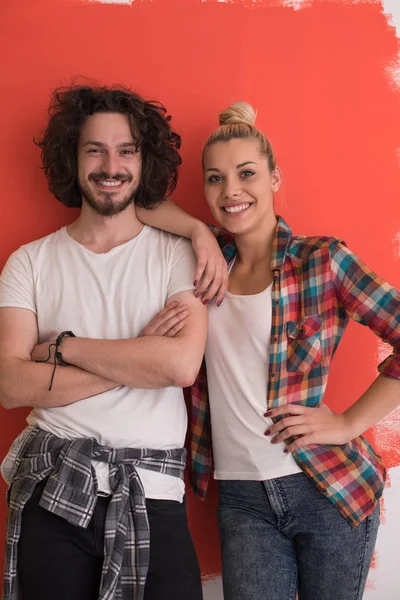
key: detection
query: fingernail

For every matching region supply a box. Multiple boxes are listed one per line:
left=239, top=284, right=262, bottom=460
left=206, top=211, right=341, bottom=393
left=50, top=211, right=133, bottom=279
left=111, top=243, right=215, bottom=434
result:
left=194, top=292, right=200, bottom=298
left=193, top=280, right=198, bottom=287
left=283, top=448, right=288, bottom=453
left=203, top=299, right=209, bottom=305
left=216, top=300, right=222, bottom=307
left=264, top=430, right=270, bottom=436
left=264, top=411, right=272, bottom=417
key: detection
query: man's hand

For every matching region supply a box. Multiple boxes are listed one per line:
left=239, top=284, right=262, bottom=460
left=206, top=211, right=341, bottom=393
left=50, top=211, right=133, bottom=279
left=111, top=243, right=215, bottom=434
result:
left=265, top=403, right=354, bottom=452
left=140, top=301, right=189, bottom=338
left=191, top=223, right=228, bottom=306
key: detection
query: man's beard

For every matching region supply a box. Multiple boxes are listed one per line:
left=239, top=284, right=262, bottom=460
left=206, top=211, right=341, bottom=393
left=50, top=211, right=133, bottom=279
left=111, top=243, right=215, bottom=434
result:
left=79, top=172, right=138, bottom=217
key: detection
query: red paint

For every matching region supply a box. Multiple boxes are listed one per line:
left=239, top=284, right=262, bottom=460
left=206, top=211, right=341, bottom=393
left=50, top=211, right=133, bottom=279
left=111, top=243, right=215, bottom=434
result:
left=365, top=579, right=377, bottom=591
left=380, top=496, right=387, bottom=526
left=1, top=0, right=400, bottom=582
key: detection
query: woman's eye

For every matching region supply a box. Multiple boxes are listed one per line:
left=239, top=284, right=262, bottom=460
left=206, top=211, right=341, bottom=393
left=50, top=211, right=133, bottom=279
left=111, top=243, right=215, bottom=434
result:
left=240, top=170, right=255, bottom=178
left=207, top=175, right=222, bottom=183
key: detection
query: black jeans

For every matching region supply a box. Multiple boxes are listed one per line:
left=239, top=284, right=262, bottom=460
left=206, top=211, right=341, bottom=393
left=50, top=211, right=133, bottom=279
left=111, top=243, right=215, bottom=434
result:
left=17, top=483, right=203, bottom=600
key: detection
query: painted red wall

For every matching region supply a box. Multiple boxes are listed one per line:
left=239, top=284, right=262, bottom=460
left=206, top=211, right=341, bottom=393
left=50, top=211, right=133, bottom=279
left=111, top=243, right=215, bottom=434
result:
left=1, top=0, right=399, bottom=583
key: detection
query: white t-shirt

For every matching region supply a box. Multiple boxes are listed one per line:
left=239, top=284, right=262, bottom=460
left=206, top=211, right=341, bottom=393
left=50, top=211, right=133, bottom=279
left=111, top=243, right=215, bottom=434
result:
left=0, top=225, right=197, bottom=501
left=205, top=282, right=301, bottom=481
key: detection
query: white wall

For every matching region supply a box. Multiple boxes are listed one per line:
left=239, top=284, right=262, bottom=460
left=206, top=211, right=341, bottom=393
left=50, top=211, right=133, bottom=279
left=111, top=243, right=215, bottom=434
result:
left=382, top=0, right=400, bottom=31
left=203, top=577, right=224, bottom=600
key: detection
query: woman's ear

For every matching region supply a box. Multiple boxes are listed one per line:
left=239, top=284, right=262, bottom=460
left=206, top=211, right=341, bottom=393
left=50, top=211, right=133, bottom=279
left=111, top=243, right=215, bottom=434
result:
left=271, top=166, right=282, bottom=192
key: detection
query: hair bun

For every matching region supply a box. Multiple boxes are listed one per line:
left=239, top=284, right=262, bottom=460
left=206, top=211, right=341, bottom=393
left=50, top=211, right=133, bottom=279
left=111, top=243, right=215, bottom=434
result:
left=218, top=101, right=257, bottom=127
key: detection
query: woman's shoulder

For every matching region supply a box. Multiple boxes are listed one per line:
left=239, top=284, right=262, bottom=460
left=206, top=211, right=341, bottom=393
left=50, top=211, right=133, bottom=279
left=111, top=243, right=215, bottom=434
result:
left=288, top=233, right=346, bottom=263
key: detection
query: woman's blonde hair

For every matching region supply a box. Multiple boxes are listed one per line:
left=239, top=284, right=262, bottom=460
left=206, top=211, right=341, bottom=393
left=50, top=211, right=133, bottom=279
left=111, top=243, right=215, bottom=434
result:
left=203, top=101, right=276, bottom=172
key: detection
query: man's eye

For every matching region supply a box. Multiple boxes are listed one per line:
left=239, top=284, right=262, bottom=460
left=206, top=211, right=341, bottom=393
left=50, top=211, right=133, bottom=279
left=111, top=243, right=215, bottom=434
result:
left=121, top=150, right=135, bottom=155
left=87, top=149, right=102, bottom=154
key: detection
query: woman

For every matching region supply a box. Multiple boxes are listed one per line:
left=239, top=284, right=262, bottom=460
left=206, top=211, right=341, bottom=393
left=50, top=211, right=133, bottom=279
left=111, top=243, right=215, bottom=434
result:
left=138, top=101, right=400, bottom=600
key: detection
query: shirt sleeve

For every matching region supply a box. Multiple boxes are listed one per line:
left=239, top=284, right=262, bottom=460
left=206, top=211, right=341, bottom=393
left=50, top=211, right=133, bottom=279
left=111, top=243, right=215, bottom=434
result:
left=329, top=240, right=400, bottom=379
left=167, top=237, right=197, bottom=299
left=0, top=248, right=37, bottom=314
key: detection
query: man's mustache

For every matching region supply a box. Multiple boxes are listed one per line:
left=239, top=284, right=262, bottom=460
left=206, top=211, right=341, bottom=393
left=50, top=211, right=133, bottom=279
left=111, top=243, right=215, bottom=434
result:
left=88, top=172, right=133, bottom=182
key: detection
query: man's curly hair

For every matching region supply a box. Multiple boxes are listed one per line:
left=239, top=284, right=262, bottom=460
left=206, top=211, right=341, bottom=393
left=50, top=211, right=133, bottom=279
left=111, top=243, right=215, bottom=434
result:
left=36, top=85, right=182, bottom=209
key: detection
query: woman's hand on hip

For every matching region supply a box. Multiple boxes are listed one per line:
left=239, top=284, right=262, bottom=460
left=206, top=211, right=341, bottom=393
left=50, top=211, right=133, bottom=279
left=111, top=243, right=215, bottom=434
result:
left=264, top=402, right=355, bottom=452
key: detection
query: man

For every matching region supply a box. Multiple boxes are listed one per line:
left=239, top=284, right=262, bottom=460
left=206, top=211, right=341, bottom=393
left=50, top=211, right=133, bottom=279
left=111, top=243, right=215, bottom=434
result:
left=0, top=85, right=207, bottom=600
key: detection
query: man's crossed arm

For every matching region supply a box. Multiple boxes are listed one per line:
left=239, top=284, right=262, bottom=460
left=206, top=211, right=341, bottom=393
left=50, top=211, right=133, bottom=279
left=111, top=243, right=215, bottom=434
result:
left=0, top=291, right=207, bottom=409
left=44, top=291, right=207, bottom=389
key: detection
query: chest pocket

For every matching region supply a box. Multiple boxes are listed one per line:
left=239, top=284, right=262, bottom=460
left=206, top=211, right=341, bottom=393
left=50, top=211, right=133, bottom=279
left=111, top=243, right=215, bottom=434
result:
left=286, top=314, right=323, bottom=373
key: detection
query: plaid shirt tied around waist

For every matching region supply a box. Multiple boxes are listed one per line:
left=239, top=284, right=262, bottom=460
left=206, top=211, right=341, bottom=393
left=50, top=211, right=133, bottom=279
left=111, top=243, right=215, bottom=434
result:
left=2, top=426, right=186, bottom=600
left=191, top=217, right=400, bottom=527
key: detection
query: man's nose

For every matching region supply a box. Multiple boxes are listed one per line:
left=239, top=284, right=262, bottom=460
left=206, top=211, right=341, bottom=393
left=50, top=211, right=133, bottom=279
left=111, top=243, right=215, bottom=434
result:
left=101, top=152, right=120, bottom=176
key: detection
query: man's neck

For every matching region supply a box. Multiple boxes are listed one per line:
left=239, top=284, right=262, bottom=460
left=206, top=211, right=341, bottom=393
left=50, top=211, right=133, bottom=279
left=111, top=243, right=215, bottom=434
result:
left=67, top=204, right=144, bottom=254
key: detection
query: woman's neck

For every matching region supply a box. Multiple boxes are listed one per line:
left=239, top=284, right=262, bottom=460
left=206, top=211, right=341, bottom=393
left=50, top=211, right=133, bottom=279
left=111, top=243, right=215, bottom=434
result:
left=234, top=216, right=277, bottom=268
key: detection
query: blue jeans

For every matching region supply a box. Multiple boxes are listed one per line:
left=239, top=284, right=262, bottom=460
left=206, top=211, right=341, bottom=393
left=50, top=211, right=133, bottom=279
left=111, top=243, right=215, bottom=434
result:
left=217, top=473, right=380, bottom=600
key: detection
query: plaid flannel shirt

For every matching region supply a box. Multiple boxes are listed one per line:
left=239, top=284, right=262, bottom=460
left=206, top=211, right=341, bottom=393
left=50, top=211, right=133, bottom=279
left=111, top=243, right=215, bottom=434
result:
left=191, top=217, right=400, bottom=527
left=2, top=427, right=186, bottom=600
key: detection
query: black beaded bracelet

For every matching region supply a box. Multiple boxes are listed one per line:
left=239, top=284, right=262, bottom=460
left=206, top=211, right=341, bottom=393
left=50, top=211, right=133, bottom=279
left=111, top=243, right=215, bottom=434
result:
left=54, top=330, right=76, bottom=366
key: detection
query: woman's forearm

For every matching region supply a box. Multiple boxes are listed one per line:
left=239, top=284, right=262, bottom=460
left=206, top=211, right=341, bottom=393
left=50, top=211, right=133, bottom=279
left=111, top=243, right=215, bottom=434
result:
left=137, top=199, right=228, bottom=304
left=136, top=199, right=205, bottom=239
left=344, top=374, right=400, bottom=438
